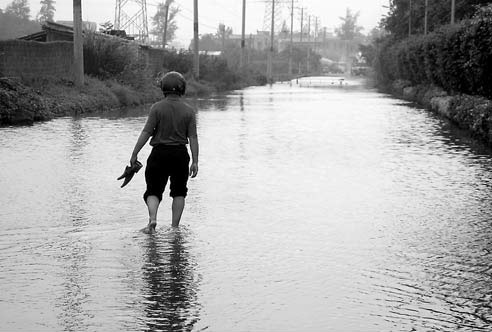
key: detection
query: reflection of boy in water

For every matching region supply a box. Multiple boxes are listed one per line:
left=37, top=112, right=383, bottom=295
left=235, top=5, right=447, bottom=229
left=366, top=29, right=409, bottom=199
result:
left=129, top=72, right=199, bottom=232
left=142, top=230, right=200, bottom=330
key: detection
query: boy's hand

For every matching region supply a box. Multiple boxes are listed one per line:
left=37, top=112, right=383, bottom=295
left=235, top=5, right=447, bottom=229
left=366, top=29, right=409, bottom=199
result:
left=189, top=162, right=199, bottom=178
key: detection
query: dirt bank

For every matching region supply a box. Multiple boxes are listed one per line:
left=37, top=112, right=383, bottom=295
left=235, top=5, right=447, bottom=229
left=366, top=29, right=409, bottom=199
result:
left=0, top=76, right=165, bottom=125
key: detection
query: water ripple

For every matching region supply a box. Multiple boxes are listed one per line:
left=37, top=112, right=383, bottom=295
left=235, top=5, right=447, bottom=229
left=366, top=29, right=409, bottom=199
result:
left=2, top=80, right=492, bottom=331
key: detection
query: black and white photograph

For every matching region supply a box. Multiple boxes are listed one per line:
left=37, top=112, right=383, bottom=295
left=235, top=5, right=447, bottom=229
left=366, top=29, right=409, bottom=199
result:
left=1, top=0, right=492, bottom=331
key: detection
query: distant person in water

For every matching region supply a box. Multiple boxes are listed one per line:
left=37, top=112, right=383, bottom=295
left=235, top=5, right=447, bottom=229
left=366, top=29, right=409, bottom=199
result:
left=129, top=71, right=199, bottom=232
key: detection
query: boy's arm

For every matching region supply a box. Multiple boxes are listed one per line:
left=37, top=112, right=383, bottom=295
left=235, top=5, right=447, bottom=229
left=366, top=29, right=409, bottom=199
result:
left=130, top=106, right=156, bottom=164
left=130, top=131, right=151, bottom=165
left=188, top=108, right=199, bottom=178
left=189, top=136, right=199, bottom=178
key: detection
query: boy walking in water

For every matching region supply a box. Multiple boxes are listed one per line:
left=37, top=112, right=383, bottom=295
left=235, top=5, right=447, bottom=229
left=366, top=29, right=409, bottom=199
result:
left=129, top=71, right=199, bottom=232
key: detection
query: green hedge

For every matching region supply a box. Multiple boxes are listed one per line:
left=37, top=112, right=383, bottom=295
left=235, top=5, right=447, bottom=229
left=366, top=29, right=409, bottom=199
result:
left=375, top=5, right=492, bottom=99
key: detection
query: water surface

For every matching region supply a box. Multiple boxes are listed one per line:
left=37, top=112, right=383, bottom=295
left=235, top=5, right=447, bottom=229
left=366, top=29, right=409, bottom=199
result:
left=1, top=77, right=492, bottom=331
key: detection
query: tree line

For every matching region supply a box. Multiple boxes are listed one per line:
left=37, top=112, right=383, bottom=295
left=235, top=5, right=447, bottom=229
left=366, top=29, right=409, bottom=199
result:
left=381, top=0, right=491, bottom=38
left=3, top=0, right=55, bottom=22
left=372, top=1, right=492, bottom=100
left=0, top=0, right=54, bottom=40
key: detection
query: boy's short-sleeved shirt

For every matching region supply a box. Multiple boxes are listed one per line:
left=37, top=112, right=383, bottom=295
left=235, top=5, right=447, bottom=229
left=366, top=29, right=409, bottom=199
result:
left=143, top=96, right=197, bottom=146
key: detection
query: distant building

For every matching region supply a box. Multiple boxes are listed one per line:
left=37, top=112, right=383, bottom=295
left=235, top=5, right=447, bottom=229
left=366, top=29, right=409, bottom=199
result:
left=191, top=31, right=271, bottom=52
left=18, top=21, right=133, bottom=42
left=249, top=31, right=270, bottom=51
left=19, top=21, right=78, bottom=42
left=56, top=20, right=97, bottom=32
left=278, top=35, right=360, bottom=62
left=189, top=29, right=361, bottom=70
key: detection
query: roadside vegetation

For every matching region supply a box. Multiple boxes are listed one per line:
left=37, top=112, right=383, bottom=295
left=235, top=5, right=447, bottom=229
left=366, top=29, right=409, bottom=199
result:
left=361, top=1, right=492, bottom=144
left=1, top=32, right=275, bottom=125
left=366, top=0, right=492, bottom=99
left=374, top=4, right=492, bottom=99
left=0, top=7, right=40, bottom=40
left=0, top=31, right=270, bottom=125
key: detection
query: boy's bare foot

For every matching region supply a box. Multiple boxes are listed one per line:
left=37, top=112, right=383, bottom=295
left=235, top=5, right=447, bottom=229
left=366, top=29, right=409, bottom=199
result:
left=141, top=220, right=157, bottom=234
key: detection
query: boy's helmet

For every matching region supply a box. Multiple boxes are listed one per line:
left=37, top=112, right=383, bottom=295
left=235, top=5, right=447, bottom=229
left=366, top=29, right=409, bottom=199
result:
left=160, top=71, right=186, bottom=96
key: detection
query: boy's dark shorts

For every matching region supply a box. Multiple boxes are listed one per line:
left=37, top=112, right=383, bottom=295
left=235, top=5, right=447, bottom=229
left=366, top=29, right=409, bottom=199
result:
left=143, top=145, right=190, bottom=202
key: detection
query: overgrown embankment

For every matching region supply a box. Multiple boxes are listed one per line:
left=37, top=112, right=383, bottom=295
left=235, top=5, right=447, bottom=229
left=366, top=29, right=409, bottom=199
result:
left=0, top=76, right=162, bottom=125
left=0, top=32, right=267, bottom=126
left=386, top=80, right=492, bottom=143
left=374, top=5, right=492, bottom=144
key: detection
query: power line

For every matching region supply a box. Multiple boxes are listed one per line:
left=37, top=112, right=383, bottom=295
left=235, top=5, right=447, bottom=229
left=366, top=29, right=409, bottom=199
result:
left=147, top=1, right=218, bottom=31
left=180, top=5, right=236, bottom=29
left=208, top=0, right=243, bottom=19
left=148, top=0, right=238, bottom=30
left=175, top=11, right=217, bottom=31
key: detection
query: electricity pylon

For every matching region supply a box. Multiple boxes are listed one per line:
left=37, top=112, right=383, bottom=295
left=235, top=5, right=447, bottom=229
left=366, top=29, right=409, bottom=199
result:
left=262, top=0, right=284, bottom=33
left=114, top=0, right=149, bottom=43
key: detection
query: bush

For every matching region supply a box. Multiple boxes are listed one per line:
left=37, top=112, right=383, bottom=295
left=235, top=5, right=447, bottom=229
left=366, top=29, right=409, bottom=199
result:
left=161, top=49, right=194, bottom=74
left=83, top=32, right=138, bottom=79
left=159, top=48, right=267, bottom=91
left=107, top=81, right=140, bottom=106
left=375, top=4, right=492, bottom=99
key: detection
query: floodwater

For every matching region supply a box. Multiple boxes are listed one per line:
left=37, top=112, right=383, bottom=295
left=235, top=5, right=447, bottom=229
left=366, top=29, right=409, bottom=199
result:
left=1, top=76, right=492, bottom=331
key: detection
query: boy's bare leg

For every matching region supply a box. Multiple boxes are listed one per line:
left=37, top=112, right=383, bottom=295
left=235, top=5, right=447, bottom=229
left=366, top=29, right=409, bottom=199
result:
left=143, top=195, right=160, bottom=233
left=171, top=197, right=185, bottom=227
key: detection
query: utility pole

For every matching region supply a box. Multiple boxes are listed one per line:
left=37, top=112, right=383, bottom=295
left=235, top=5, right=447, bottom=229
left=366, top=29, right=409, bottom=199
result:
left=221, top=24, right=226, bottom=52
left=424, top=0, right=428, bottom=34
left=248, top=33, right=252, bottom=65
left=288, top=0, right=294, bottom=76
left=306, top=15, right=310, bottom=73
left=240, top=0, right=246, bottom=68
left=300, top=7, right=303, bottom=42
left=193, top=0, right=199, bottom=79
left=298, top=7, right=303, bottom=75
left=162, top=0, right=171, bottom=48
left=323, top=26, right=326, bottom=56
left=267, top=0, right=275, bottom=83
left=314, top=16, right=318, bottom=54
left=73, top=0, right=84, bottom=86
left=408, top=0, right=412, bottom=36
left=451, top=0, right=455, bottom=24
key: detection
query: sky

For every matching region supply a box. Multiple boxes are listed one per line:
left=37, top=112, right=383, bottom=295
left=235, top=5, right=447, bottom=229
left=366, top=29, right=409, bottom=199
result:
left=1, top=0, right=390, bottom=47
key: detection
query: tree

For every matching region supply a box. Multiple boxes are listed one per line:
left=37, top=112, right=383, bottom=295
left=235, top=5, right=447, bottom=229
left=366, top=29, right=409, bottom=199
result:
left=5, top=0, right=30, bottom=20
left=335, top=8, right=364, bottom=40
left=151, top=0, right=179, bottom=45
left=0, top=8, right=40, bottom=39
left=280, top=20, right=289, bottom=37
left=359, top=27, right=387, bottom=66
left=216, top=23, right=233, bottom=51
left=381, top=0, right=492, bottom=39
left=37, top=0, right=55, bottom=22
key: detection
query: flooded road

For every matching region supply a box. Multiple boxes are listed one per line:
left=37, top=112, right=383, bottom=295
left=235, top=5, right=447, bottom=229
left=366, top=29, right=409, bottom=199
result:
left=1, top=77, right=492, bottom=331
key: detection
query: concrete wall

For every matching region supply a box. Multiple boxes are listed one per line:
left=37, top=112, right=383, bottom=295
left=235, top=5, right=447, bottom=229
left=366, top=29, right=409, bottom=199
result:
left=138, top=47, right=165, bottom=75
left=0, top=40, right=167, bottom=82
left=0, top=40, right=73, bottom=80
